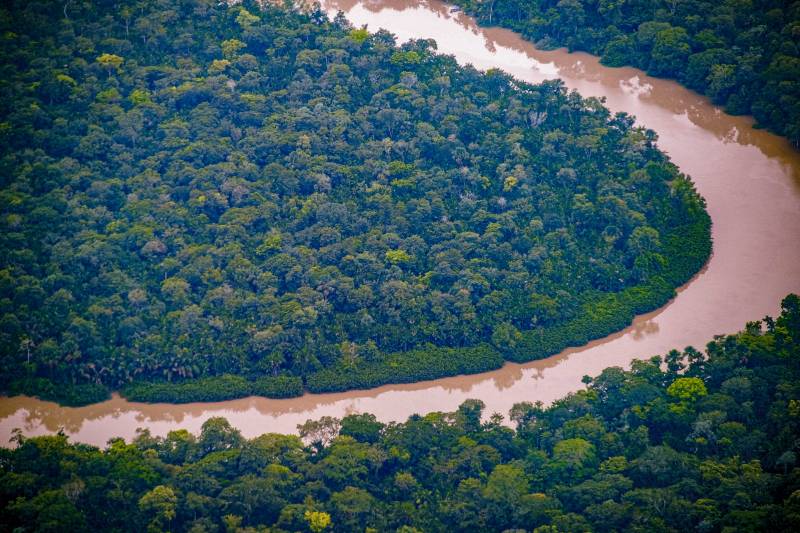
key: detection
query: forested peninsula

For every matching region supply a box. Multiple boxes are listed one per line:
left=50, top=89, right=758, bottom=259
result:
left=1, top=295, right=798, bottom=532
left=0, top=0, right=710, bottom=406
left=448, top=0, right=800, bottom=147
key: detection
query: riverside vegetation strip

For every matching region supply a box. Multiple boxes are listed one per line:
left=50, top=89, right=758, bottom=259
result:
left=0, top=0, right=709, bottom=405
left=1, top=295, right=798, bottom=532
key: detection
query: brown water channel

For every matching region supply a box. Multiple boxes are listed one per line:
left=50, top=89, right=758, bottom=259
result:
left=2, top=0, right=799, bottom=447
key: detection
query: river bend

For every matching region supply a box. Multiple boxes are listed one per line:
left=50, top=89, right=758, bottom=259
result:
left=1, top=0, right=799, bottom=447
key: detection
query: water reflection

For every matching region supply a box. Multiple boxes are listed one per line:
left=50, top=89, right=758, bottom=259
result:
left=631, top=319, right=660, bottom=341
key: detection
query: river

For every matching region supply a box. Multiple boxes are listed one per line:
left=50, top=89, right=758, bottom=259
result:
left=1, top=0, right=799, bottom=447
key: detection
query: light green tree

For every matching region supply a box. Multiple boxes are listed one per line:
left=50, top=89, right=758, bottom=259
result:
left=96, top=53, right=123, bottom=76
left=304, top=510, right=332, bottom=532
left=385, top=249, right=411, bottom=265
left=235, top=8, right=260, bottom=28
left=667, top=377, right=708, bottom=402
left=138, top=485, right=177, bottom=531
left=221, top=39, right=246, bottom=59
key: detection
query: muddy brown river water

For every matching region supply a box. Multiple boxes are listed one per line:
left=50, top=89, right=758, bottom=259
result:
left=2, top=0, right=799, bottom=447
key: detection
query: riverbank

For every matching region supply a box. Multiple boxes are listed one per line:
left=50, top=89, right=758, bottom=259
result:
left=446, top=0, right=800, bottom=148
left=3, top=295, right=798, bottom=532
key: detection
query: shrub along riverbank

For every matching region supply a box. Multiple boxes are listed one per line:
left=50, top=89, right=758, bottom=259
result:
left=305, top=344, right=504, bottom=393
left=4, top=378, right=110, bottom=407
left=122, top=375, right=304, bottom=403
left=513, top=215, right=711, bottom=363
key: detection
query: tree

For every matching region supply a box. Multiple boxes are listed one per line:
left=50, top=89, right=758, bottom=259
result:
left=340, top=413, right=385, bottom=443
left=138, top=485, right=177, bottom=531
left=196, top=417, right=243, bottom=457
left=649, top=27, right=691, bottom=77
left=7, top=489, right=87, bottom=532
left=235, top=8, right=260, bottom=28
left=96, top=53, right=124, bottom=76
left=385, top=249, right=412, bottom=265
left=298, top=416, right=341, bottom=450
left=484, top=463, right=530, bottom=526
left=221, top=39, right=246, bottom=59
left=456, top=399, right=486, bottom=434
left=667, top=377, right=708, bottom=403
left=331, top=487, right=376, bottom=531
left=305, top=510, right=332, bottom=532
left=549, top=438, right=598, bottom=481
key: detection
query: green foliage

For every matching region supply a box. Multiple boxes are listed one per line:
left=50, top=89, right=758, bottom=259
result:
left=96, top=53, right=123, bottom=71
left=251, top=375, right=304, bottom=399
left=349, top=28, right=370, bottom=44
left=220, top=38, right=245, bottom=59
left=123, top=375, right=252, bottom=403
left=2, top=296, right=799, bottom=532
left=235, top=8, right=260, bottom=29
left=384, top=249, right=412, bottom=264
left=306, top=344, right=504, bottom=392
left=138, top=485, right=177, bottom=529
left=305, top=510, right=332, bottom=532
left=390, top=50, right=422, bottom=66
left=0, top=0, right=709, bottom=404
left=667, top=377, right=708, bottom=401
left=128, top=89, right=150, bottom=106
left=6, top=378, right=109, bottom=406
left=449, top=0, right=800, bottom=147
left=122, top=375, right=303, bottom=402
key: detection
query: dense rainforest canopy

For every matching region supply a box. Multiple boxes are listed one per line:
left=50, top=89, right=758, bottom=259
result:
left=1, top=295, right=798, bottom=532
left=449, top=0, right=800, bottom=146
left=0, top=0, right=709, bottom=405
